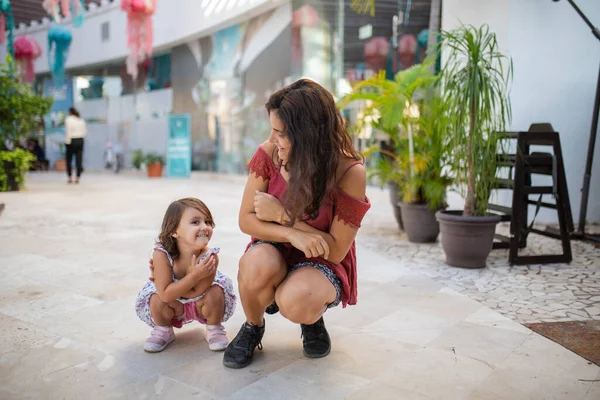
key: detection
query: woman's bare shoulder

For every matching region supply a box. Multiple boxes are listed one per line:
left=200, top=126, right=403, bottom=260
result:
left=337, top=157, right=366, bottom=198
left=259, top=140, right=278, bottom=164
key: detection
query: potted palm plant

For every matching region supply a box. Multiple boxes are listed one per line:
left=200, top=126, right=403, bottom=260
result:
left=343, top=97, right=405, bottom=231
left=341, top=62, right=451, bottom=242
left=435, top=24, right=512, bottom=268
left=397, top=93, right=452, bottom=242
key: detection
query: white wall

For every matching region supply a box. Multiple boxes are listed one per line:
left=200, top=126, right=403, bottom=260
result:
left=67, top=88, right=172, bottom=170
left=443, top=0, right=600, bottom=224
left=0, top=0, right=285, bottom=74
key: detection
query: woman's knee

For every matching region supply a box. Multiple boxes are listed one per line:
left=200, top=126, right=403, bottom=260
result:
left=238, top=245, right=286, bottom=290
left=275, top=283, right=324, bottom=325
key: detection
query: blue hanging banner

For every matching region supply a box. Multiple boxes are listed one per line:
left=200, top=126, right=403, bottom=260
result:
left=166, top=114, right=191, bottom=178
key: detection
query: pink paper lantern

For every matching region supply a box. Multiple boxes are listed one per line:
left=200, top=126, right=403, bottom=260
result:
left=121, top=0, right=156, bottom=79
left=292, top=4, right=319, bottom=28
left=14, top=35, right=42, bottom=82
left=398, top=34, right=417, bottom=69
left=291, top=5, right=319, bottom=66
left=364, top=37, right=390, bottom=72
left=42, top=0, right=60, bottom=21
left=43, top=0, right=85, bottom=26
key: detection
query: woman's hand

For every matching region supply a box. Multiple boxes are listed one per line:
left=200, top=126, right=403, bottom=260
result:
left=254, top=190, right=286, bottom=224
left=287, top=229, right=330, bottom=260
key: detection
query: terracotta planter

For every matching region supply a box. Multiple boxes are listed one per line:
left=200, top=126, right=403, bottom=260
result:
left=399, top=202, right=441, bottom=243
left=436, top=210, right=501, bottom=269
left=147, top=162, right=163, bottom=178
left=54, top=158, right=66, bottom=172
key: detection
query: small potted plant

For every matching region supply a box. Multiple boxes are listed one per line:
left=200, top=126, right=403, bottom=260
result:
left=435, top=24, right=513, bottom=268
left=144, top=152, right=165, bottom=178
left=132, top=149, right=144, bottom=170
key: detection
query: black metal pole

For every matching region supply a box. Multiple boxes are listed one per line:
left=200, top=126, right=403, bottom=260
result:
left=566, top=0, right=600, bottom=41
left=577, top=62, right=600, bottom=235
left=563, top=0, right=600, bottom=236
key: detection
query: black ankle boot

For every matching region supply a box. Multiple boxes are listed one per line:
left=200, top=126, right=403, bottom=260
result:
left=223, top=320, right=265, bottom=369
left=265, top=301, right=279, bottom=315
left=300, top=317, right=331, bottom=358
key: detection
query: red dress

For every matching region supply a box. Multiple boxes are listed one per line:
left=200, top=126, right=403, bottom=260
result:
left=247, top=146, right=371, bottom=307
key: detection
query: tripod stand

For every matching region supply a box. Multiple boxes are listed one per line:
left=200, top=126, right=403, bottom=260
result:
left=556, top=0, right=600, bottom=242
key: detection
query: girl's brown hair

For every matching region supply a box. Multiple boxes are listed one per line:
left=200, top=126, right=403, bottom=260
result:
left=157, top=198, right=215, bottom=259
left=266, top=79, right=361, bottom=223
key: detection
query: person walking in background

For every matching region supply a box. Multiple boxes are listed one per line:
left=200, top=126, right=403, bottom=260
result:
left=64, top=107, right=87, bottom=184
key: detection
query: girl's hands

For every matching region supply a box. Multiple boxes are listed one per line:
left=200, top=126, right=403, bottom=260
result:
left=150, top=249, right=219, bottom=283
left=192, top=253, right=217, bottom=280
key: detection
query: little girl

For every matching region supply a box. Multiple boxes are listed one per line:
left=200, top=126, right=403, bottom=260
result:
left=135, top=197, right=237, bottom=353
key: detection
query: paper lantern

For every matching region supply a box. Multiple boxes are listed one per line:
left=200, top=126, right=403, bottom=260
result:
left=42, top=0, right=61, bottom=21
left=364, top=37, right=390, bottom=72
left=48, top=25, right=72, bottom=87
left=42, top=0, right=84, bottom=26
left=291, top=5, right=319, bottom=66
left=0, top=0, right=14, bottom=57
left=14, top=36, right=42, bottom=82
left=292, top=4, right=319, bottom=28
left=66, top=0, right=85, bottom=27
left=398, top=34, right=417, bottom=69
left=119, top=56, right=151, bottom=93
left=121, top=0, right=156, bottom=79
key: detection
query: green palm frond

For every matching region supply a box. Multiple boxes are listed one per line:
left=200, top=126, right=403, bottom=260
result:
left=340, top=58, right=454, bottom=210
left=350, top=0, right=375, bottom=16
left=440, top=24, right=512, bottom=216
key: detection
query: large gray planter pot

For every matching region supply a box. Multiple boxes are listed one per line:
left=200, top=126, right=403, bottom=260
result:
left=388, top=181, right=404, bottom=231
left=399, top=202, right=440, bottom=243
left=435, top=210, right=501, bottom=268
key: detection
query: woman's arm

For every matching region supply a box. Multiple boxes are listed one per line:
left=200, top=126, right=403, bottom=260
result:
left=240, top=143, right=330, bottom=258
left=239, top=145, right=296, bottom=243
left=256, top=164, right=367, bottom=264
left=153, top=251, right=214, bottom=303
left=321, top=163, right=367, bottom=263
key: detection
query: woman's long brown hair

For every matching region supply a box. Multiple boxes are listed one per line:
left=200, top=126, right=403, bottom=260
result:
left=266, top=79, right=361, bottom=223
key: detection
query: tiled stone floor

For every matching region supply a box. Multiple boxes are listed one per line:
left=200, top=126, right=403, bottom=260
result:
left=0, top=171, right=598, bottom=399
left=359, top=196, right=600, bottom=325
